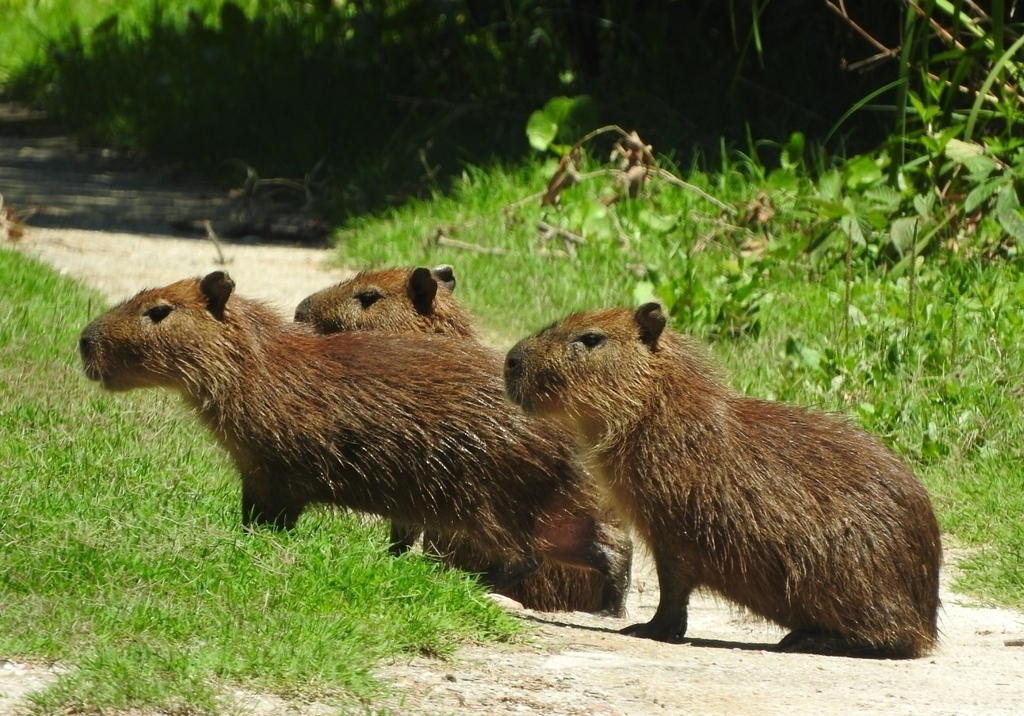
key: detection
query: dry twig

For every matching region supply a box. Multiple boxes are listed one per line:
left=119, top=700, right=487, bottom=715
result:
left=204, top=220, right=229, bottom=265
left=433, top=230, right=509, bottom=255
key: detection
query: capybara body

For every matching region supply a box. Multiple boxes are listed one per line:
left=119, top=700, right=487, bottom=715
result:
left=78, top=272, right=631, bottom=608
left=504, top=303, right=942, bottom=658
left=294, top=265, right=631, bottom=615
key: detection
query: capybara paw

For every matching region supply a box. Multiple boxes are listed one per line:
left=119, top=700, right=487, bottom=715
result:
left=620, top=620, right=687, bottom=644
left=387, top=523, right=421, bottom=556
left=596, top=604, right=627, bottom=619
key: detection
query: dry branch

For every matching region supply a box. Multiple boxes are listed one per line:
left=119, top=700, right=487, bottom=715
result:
left=434, top=231, right=509, bottom=255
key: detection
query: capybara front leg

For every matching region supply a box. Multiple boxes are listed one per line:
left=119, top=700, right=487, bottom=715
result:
left=241, top=472, right=301, bottom=530
left=620, top=548, right=693, bottom=643
left=388, top=521, right=421, bottom=556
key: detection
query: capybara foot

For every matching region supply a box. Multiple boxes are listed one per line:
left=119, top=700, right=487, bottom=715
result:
left=777, top=630, right=915, bottom=659
left=241, top=499, right=299, bottom=531
left=620, top=616, right=687, bottom=643
left=388, top=523, right=421, bottom=556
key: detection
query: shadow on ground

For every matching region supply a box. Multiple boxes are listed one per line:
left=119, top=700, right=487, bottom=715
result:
left=0, top=102, right=329, bottom=244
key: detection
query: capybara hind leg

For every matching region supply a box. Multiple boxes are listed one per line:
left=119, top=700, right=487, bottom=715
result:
left=536, top=509, right=632, bottom=617
left=480, top=554, right=544, bottom=591
left=777, top=630, right=916, bottom=659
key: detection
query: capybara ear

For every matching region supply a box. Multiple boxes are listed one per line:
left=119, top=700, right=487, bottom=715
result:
left=408, top=267, right=439, bottom=315
left=200, top=271, right=235, bottom=319
left=431, top=264, right=457, bottom=293
left=634, top=302, right=666, bottom=349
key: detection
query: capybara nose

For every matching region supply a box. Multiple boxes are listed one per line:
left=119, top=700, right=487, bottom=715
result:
left=79, top=333, right=93, bottom=360
left=504, top=343, right=524, bottom=378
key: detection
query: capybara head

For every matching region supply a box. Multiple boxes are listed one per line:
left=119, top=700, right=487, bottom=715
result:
left=294, top=265, right=474, bottom=337
left=79, top=272, right=240, bottom=392
left=505, top=302, right=708, bottom=431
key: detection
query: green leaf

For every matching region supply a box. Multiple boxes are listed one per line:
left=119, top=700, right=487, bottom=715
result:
left=847, top=304, right=867, bottom=327
left=945, top=138, right=998, bottom=178
left=863, top=185, right=903, bottom=213
left=913, top=192, right=935, bottom=219
left=638, top=209, right=679, bottom=235
left=633, top=280, right=659, bottom=306
left=843, top=154, right=885, bottom=190
left=816, top=170, right=843, bottom=202
left=526, top=111, right=559, bottom=152
left=525, top=95, right=596, bottom=153
left=964, top=178, right=1004, bottom=213
left=995, top=184, right=1024, bottom=241
left=781, top=132, right=805, bottom=170
left=799, top=346, right=821, bottom=370
left=890, top=216, right=922, bottom=257
left=767, top=168, right=800, bottom=194
left=840, top=198, right=866, bottom=246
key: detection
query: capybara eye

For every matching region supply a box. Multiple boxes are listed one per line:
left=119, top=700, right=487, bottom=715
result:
left=144, top=304, right=173, bottom=323
left=355, top=290, right=383, bottom=309
left=575, top=332, right=605, bottom=349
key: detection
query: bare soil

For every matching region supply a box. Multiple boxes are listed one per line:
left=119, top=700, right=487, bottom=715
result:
left=3, top=123, right=1022, bottom=716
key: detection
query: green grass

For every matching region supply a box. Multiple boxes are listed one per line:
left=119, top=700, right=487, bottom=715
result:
left=334, top=155, right=1024, bottom=610
left=0, top=248, right=519, bottom=714
left=0, top=1, right=243, bottom=83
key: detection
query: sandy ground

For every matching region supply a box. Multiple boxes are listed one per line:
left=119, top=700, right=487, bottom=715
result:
left=3, top=121, right=1023, bottom=716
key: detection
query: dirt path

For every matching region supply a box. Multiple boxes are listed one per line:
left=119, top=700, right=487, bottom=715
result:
left=3, top=125, right=1023, bottom=716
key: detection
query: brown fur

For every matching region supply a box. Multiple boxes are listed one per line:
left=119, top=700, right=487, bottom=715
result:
left=295, top=265, right=475, bottom=338
left=504, top=303, right=943, bottom=658
left=78, top=272, right=631, bottom=609
left=294, top=265, right=631, bottom=615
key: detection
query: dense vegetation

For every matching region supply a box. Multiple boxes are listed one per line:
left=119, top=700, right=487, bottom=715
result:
left=5, top=0, right=1000, bottom=212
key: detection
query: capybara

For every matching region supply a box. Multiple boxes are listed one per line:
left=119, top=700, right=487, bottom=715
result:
left=504, top=302, right=942, bottom=658
left=294, top=265, right=632, bottom=615
left=295, top=265, right=472, bottom=555
left=295, top=264, right=475, bottom=339
left=78, top=272, right=631, bottom=609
